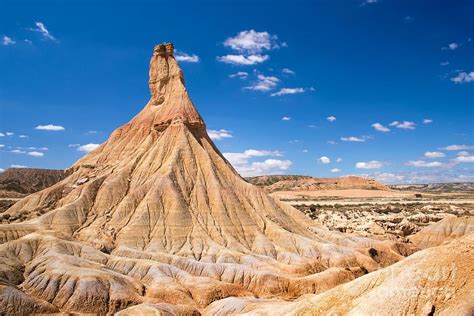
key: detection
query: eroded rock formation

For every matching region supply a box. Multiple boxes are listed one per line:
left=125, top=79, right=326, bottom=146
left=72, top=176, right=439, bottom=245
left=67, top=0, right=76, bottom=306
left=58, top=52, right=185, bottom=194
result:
left=0, top=43, right=465, bottom=315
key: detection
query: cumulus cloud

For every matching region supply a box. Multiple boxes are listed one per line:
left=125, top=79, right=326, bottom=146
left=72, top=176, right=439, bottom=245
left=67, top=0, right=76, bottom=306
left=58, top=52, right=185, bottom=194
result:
left=19, top=135, right=29, bottom=138
left=356, top=160, right=383, bottom=169
left=270, top=88, right=304, bottom=97
left=229, top=71, right=249, bottom=79
left=423, top=118, right=433, bottom=124
left=0, top=144, right=4, bottom=148
left=10, top=164, right=27, bottom=168
left=362, top=0, right=378, bottom=4
left=281, top=116, right=291, bottom=121
left=11, top=149, right=25, bottom=154
left=35, top=124, right=65, bottom=131
left=245, top=75, right=279, bottom=92
left=440, top=61, right=450, bottom=66
left=282, top=68, right=295, bottom=75
left=406, top=160, right=447, bottom=168
left=318, top=156, right=331, bottom=164
left=68, top=144, right=80, bottom=147
left=452, top=155, right=474, bottom=163
left=326, top=116, right=336, bottom=122
left=223, top=30, right=282, bottom=54
left=451, top=71, right=474, bottom=84
left=27, top=151, right=44, bottom=157
left=2, top=36, right=15, bottom=46
left=424, top=151, right=445, bottom=158
left=336, top=157, right=343, bottom=163
left=330, top=168, right=341, bottom=173
left=29, top=21, right=56, bottom=41
left=207, top=129, right=233, bottom=140
left=457, top=151, right=470, bottom=156
left=77, top=143, right=100, bottom=153
left=371, top=123, right=390, bottom=132
left=223, top=149, right=289, bottom=176
left=341, top=136, right=365, bottom=142
left=439, top=145, right=474, bottom=151
left=0, top=168, right=4, bottom=173
left=217, top=54, right=269, bottom=65
left=175, top=52, right=199, bottom=63
left=390, top=121, right=416, bottom=130
left=442, top=42, right=459, bottom=50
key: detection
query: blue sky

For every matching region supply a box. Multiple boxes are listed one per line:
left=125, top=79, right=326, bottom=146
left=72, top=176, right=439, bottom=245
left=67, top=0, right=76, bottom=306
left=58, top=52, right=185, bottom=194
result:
left=1, top=0, right=473, bottom=183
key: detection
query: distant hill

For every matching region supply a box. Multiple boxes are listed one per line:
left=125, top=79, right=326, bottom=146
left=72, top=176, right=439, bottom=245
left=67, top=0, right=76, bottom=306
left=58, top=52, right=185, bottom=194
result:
left=390, top=182, right=474, bottom=193
left=0, top=168, right=65, bottom=198
left=246, top=175, right=389, bottom=192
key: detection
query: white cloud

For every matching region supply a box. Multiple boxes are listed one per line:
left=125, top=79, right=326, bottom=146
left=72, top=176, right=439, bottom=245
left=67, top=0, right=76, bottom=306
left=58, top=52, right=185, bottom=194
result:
left=390, top=121, right=416, bottom=130
left=341, top=136, right=365, bottom=142
left=27, top=151, right=44, bottom=157
left=318, top=156, right=331, bottom=164
left=68, top=144, right=80, bottom=147
left=371, top=122, right=390, bottom=132
left=439, top=145, right=474, bottom=151
left=457, top=151, right=470, bottom=156
left=223, top=149, right=289, bottom=176
left=10, top=164, right=27, bottom=168
left=302, top=149, right=309, bottom=153
left=406, top=160, right=447, bottom=168
left=6, top=132, right=13, bottom=136
left=223, top=30, right=281, bottom=54
left=207, top=129, right=233, bottom=140
left=440, top=61, right=450, bottom=66
left=423, top=118, right=433, bottom=124
left=356, top=160, right=383, bottom=169
left=229, top=71, right=248, bottom=79
left=451, top=71, right=474, bottom=84
left=0, top=144, right=4, bottom=148
left=29, top=21, right=56, bottom=41
left=424, top=151, right=445, bottom=158
left=2, top=36, right=15, bottom=46
left=452, top=155, right=474, bottom=163
left=327, top=140, right=337, bottom=145
left=442, top=42, right=459, bottom=50
left=336, top=157, right=343, bottom=163
left=0, top=168, right=4, bottom=173
left=0, top=133, right=3, bottom=137
left=327, top=116, right=336, bottom=122
left=77, top=143, right=100, bottom=153
left=271, top=88, right=304, bottom=97
left=175, top=52, right=199, bottom=63
left=35, top=124, right=65, bottom=131
left=282, top=68, right=295, bottom=75
left=11, top=149, right=26, bottom=154
left=281, top=116, right=291, bottom=121
left=245, top=74, right=279, bottom=91
left=19, top=135, right=29, bottom=138
left=330, top=168, right=341, bottom=173
left=217, top=54, right=269, bottom=65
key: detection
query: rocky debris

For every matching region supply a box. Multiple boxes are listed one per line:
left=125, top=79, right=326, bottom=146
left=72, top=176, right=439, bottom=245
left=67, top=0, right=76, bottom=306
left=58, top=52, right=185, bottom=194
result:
left=0, top=43, right=418, bottom=314
left=297, top=202, right=474, bottom=240
left=247, top=175, right=390, bottom=192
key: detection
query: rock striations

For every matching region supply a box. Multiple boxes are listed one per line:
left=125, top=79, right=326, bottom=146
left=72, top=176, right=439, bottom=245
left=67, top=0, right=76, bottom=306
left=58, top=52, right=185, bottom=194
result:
left=0, top=43, right=470, bottom=315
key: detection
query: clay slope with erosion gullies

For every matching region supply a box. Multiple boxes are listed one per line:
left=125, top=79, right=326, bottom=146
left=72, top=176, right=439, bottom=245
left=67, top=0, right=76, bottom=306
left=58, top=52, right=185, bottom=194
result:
left=203, top=232, right=474, bottom=315
left=0, top=43, right=428, bottom=315
left=246, top=175, right=389, bottom=193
